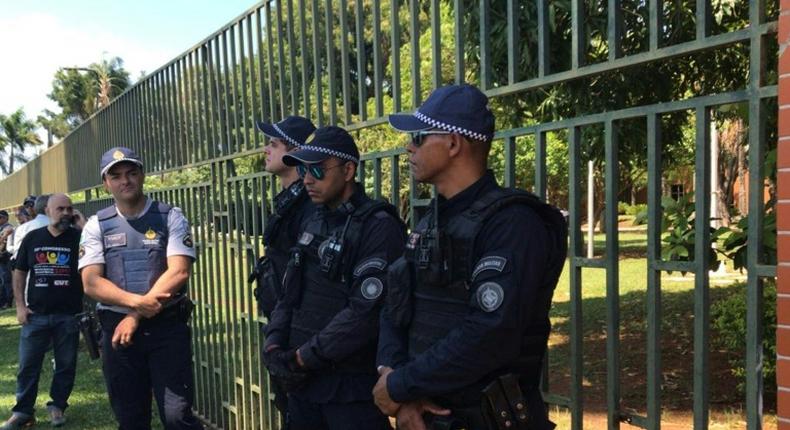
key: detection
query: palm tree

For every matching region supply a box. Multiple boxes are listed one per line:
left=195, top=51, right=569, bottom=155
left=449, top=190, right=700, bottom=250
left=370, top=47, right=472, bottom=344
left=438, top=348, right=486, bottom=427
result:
left=0, top=108, right=42, bottom=175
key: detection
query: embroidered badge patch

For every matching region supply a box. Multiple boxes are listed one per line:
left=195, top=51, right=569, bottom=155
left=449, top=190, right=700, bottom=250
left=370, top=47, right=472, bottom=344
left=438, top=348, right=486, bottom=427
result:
left=79, top=245, right=85, bottom=259
left=476, top=282, right=505, bottom=312
left=103, top=233, right=127, bottom=248
left=360, top=277, right=384, bottom=300
left=472, top=256, right=508, bottom=280
left=353, top=257, right=387, bottom=277
left=406, top=232, right=421, bottom=250
left=183, top=234, right=194, bottom=248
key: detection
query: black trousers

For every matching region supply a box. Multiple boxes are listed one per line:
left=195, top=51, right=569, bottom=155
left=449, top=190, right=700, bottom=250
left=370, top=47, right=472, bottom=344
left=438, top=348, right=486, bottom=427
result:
left=99, top=310, right=203, bottom=430
left=287, top=394, right=392, bottom=430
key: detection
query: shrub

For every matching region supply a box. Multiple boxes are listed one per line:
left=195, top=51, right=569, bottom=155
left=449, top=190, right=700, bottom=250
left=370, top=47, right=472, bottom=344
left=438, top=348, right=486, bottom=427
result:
left=711, top=280, right=776, bottom=395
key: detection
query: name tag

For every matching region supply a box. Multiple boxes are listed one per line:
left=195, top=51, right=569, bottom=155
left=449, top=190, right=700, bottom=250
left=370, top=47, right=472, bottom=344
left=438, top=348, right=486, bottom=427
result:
left=104, top=233, right=127, bottom=249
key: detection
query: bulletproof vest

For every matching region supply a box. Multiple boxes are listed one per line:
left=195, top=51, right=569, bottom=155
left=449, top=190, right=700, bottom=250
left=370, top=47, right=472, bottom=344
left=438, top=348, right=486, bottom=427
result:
left=289, top=196, right=398, bottom=372
left=255, top=180, right=310, bottom=316
left=97, top=201, right=172, bottom=299
left=404, top=187, right=568, bottom=396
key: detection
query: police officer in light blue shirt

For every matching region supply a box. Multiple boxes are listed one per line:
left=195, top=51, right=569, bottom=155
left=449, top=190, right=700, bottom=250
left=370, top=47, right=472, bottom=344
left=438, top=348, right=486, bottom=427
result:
left=79, top=147, right=203, bottom=430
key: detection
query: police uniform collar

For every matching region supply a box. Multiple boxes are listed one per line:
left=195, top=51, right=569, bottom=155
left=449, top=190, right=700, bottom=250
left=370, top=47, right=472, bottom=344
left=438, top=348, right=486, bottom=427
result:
left=437, top=170, right=498, bottom=220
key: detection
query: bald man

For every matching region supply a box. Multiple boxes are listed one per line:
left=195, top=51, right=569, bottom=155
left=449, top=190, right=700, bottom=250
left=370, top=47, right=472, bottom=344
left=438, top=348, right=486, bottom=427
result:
left=1, top=193, right=83, bottom=429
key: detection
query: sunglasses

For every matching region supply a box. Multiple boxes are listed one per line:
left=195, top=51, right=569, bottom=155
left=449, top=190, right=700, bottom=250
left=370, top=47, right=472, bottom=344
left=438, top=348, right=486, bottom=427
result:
left=296, top=162, right=345, bottom=180
left=409, top=130, right=454, bottom=147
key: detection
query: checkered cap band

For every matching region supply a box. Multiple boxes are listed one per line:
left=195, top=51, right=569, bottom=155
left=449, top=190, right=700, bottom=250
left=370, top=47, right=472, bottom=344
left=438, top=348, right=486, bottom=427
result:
left=301, top=145, right=359, bottom=164
left=414, top=110, right=490, bottom=142
left=272, top=123, right=303, bottom=147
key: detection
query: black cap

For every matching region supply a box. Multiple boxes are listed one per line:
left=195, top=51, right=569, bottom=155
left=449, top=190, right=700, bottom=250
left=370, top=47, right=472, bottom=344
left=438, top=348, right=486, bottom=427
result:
left=388, top=84, right=495, bottom=142
left=100, top=147, right=144, bottom=177
left=23, top=195, right=36, bottom=207
left=256, top=116, right=316, bottom=148
left=283, top=126, right=360, bottom=166
left=0, top=210, right=8, bottom=218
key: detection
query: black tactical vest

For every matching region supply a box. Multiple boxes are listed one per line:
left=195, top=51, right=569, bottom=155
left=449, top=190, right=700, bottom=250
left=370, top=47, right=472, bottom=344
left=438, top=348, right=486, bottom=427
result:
left=289, top=195, right=400, bottom=372
left=404, top=187, right=567, bottom=395
left=253, top=180, right=311, bottom=317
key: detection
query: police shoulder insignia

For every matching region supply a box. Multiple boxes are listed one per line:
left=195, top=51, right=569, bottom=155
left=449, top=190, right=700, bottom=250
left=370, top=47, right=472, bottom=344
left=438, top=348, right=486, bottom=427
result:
left=145, top=228, right=157, bottom=240
left=360, top=277, right=384, bottom=300
left=79, top=245, right=85, bottom=259
left=472, top=256, right=507, bottom=280
left=476, top=282, right=505, bottom=312
left=353, top=257, right=387, bottom=277
left=182, top=234, right=194, bottom=248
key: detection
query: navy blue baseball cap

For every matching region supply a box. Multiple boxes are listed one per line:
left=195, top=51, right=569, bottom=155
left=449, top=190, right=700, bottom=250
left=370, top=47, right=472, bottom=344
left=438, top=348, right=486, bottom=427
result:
left=256, top=116, right=316, bottom=148
left=22, top=195, right=36, bottom=207
left=100, top=147, right=144, bottom=177
left=283, top=126, right=360, bottom=166
left=389, top=84, right=495, bottom=142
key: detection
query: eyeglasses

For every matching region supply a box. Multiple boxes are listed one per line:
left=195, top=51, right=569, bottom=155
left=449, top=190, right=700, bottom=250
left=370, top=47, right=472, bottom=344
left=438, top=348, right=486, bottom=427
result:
left=296, top=163, right=345, bottom=180
left=409, top=130, right=454, bottom=147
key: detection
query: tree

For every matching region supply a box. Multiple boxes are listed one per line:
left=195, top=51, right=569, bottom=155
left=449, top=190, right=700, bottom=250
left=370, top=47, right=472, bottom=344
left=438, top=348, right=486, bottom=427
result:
left=49, top=56, right=131, bottom=129
left=0, top=108, right=43, bottom=175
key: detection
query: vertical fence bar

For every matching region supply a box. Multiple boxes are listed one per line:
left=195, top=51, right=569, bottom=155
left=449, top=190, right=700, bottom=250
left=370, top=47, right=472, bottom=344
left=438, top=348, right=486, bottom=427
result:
left=339, top=0, right=353, bottom=124
left=607, top=0, right=622, bottom=60
left=391, top=0, right=402, bottom=112
left=479, top=0, right=490, bottom=90
left=238, top=21, right=253, bottom=152
left=409, top=0, right=421, bottom=107
left=568, top=126, right=584, bottom=430
left=265, top=2, right=279, bottom=120
left=454, top=0, right=465, bottom=84
left=536, top=131, right=547, bottom=198
left=247, top=14, right=261, bottom=148
left=286, top=0, right=298, bottom=114
left=646, top=113, right=662, bottom=430
left=508, top=0, right=520, bottom=83
left=537, top=0, right=549, bottom=77
left=604, top=120, right=621, bottom=430
left=326, top=0, right=338, bottom=124
left=373, top=0, right=384, bottom=117
left=256, top=7, right=270, bottom=127
left=299, top=0, right=311, bottom=120
left=431, top=0, right=442, bottom=88
left=275, top=0, right=289, bottom=117
left=696, top=0, right=711, bottom=40
left=648, top=0, right=662, bottom=51
left=504, top=136, right=516, bottom=188
left=572, top=0, right=585, bottom=69
left=692, top=106, right=711, bottom=430
left=312, top=0, right=324, bottom=126
left=355, top=0, right=368, bottom=121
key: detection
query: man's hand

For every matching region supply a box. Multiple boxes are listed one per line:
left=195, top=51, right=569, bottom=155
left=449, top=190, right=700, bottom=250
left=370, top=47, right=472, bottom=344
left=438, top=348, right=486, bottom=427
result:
left=16, top=305, right=31, bottom=325
left=373, top=366, right=400, bottom=416
left=394, top=400, right=451, bottom=430
left=262, top=347, right=309, bottom=392
left=131, top=292, right=170, bottom=318
left=112, top=313, right=140, bottom=349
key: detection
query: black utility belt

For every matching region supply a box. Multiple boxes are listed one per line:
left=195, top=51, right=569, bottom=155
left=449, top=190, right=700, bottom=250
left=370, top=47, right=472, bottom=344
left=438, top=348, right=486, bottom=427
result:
left=98, top=298, right=194, bottom=325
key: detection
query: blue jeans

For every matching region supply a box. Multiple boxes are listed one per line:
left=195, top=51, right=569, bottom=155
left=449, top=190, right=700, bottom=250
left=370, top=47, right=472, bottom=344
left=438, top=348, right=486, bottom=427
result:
left=12, top=313, right=80, bottom=417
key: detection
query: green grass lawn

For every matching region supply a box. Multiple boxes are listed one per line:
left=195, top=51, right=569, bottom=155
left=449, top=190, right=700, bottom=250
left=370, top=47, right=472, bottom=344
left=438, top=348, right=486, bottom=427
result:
left=0, top=309, right=163, bottom=429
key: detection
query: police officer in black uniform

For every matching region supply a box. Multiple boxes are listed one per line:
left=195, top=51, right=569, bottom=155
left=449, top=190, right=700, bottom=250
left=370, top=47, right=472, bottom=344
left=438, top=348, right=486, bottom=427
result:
left=263, top=126, right=405, bottom=430
left=250, top=115, right=316, bottom=420
left=373, top=84, right=568, bottom=430
left=80, top=147, right=203, bottom=430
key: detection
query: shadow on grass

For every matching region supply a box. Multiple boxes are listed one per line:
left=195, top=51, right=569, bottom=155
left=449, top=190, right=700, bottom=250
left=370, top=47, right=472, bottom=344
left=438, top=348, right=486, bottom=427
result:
left=545, top=283, right=775, bottom=419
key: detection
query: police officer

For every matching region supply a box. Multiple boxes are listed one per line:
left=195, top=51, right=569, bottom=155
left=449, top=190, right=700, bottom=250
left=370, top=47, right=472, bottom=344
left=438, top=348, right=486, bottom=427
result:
left=251, top=115, right=316, bottom=319
left=373, top=84, right=568, bottom=430
left=79, top=147, right=203, bottom=430
left=250, top=115, right=316, bottom=419
left=0, top=210, right=13, bottom=308
left=263, top=126, right=405, bottom=430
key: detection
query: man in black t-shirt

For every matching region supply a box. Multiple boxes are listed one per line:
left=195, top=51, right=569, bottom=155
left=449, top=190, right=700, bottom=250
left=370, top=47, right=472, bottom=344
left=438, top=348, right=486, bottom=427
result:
left=0, top=193, right=83, bottom=429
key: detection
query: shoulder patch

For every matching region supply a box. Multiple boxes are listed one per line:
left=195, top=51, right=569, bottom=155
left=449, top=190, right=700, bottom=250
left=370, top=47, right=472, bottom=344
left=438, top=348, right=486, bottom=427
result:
left=353, top=257, right=387, bottom=277
left=360, top=277, right=384, bottom=300
left=472, top=256, right=507, bottom=280
left=182, top=234, right=194, bottom=248
left=476, top=282, right=505, bottom=312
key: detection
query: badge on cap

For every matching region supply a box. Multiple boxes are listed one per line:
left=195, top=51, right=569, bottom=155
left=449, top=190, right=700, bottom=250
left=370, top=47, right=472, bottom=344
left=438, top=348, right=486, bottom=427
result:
left=113, top=150, right=125, bottom=160
left=476, top=282, right=504, bottom=312
left=360, top=277, right=384, bottom=300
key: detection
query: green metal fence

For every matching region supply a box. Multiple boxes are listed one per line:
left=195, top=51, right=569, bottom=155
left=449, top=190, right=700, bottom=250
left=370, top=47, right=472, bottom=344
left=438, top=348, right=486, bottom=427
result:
left=0, top=0, right=778, bottom=429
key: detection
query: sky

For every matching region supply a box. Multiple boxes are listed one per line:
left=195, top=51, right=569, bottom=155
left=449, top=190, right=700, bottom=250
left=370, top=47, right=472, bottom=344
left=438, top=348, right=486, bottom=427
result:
left=0, top=0, right=257, bottom=141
